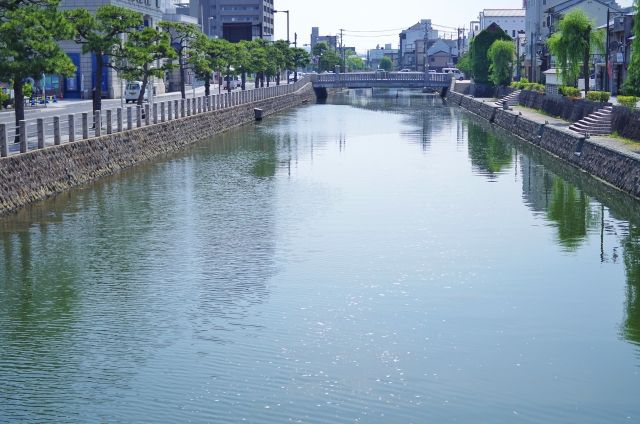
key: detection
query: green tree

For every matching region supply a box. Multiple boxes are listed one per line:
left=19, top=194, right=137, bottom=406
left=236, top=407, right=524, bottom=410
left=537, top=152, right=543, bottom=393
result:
left=245, top=39, right=269, bottom=88
left=547, top=9, right=604, bottom=93
left=470, top=23, right=512, bottom=85
left=159, top=21, right=201, bottom=99
left=379, top=56, right=393, bottom=71
left=456, top=51, right=472, bottom=78
left=623, top=0, right=640, bottom=96
left=66, top=5, right=142, bottom=112
left=113, top=27, right=176, bottom=105
left=346, top=52, right=364, bottom=72
left=189, top=35, right=215, bottom=96
left=0, top=1, right=75, bottom=140
left=488, top=39, right=515, bottom=86
left=312, top=41, right=329, bottom=58
left=271, top=40, right=291, bottom=85
left=290, top=47, right=310, bottom=81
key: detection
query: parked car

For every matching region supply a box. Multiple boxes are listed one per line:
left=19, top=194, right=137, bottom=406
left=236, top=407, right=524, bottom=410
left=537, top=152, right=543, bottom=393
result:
left=124, top=81, right=149, bottom=103
left=223, top=75, right=240, bottom=90
left=441, top=68, right=465, bottom=80
left=399, top=68, right=411, bottom=72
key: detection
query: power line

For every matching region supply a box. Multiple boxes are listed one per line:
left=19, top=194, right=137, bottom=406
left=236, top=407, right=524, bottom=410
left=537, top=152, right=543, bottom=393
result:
left=343, top=27, right=408, bottom=33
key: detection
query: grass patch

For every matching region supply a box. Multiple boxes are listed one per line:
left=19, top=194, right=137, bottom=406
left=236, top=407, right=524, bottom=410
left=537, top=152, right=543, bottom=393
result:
left=610, top=132, right=640, bottom=150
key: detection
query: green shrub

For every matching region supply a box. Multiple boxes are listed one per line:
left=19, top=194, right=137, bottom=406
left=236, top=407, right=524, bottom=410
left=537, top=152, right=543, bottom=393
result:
left=520, top=82, right=545, bottom=92
left=511, top=77, right=530, bottom=89
left=22, top=82, right=33, bottom=98
left=559, top=85, right=581, bottom=97
left=0, top=91, right=8, bottom=110
left=617, top=95, right=638, bottom=108
left=585, top=91, right=610, bottom=102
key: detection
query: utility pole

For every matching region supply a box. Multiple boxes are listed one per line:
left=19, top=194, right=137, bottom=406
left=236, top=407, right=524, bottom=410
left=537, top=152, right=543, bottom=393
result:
left=605, top=8, right=610, bottom=92
left=339, top=28, right=345, bottom=73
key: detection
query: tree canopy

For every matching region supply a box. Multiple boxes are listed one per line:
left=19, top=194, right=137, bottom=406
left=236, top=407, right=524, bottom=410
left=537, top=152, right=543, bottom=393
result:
left=547, top=9, right=604, bottom=92
left=0, top=0, right=75, bottom=132
left=66, top=5, right=142, bottom=111
left=470, top=23, right=512, bottom=85
left=488, top=39, right=515, bottom=86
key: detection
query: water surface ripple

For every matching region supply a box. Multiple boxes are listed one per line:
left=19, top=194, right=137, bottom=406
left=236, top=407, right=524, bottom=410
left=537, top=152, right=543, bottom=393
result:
left=1, top=90, right=640, bottom=423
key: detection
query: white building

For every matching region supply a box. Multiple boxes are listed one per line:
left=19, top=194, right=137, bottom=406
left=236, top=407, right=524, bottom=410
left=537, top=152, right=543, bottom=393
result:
left=479, top=8, right=526, bottom=39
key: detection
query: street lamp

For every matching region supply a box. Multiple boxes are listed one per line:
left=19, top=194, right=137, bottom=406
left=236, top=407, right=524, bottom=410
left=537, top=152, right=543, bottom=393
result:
left=208, top=17, right=214, bottom=37
left=273, top=9, right=290, bottom=44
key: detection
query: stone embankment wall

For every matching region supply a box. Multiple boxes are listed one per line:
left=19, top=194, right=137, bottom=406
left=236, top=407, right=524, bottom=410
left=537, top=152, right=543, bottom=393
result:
left=0, top=84, right=315, bottom=216
left=448, top=91, right=640, bottom=199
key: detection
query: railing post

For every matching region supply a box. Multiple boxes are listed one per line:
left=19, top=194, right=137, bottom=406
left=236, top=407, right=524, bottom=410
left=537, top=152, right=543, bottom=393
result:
left=127, top=107, right=133, bottom=130
left=19, top=120, right=27, bottom=153
left=53, top=116, right=61, bottom=145
left=37, top=118, right=45, bottom=149
left=68, top=114, right=75, bottom=142
left=0, top=123, right=7, bottom=157
left=192, top=97, right=196, bottom=114
left=106, top=110, right=112, bottom=134
left=136, top=106, right=142, bottom=127
left=197, top=96, right=201, bottom=114
left=94, top=110, right=101, bottom=137
left=117, top=108, right=123, bottom=132
left=161, top=102, right=166, bottom=122
left=181, top=99, right=186, bottom=117
left=82, top=113, right=89, bottom=139
left=186, top=98, right=191, bottom=116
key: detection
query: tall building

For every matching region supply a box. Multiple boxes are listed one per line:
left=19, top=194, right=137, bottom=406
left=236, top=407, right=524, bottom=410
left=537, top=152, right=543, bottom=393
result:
left=190, top=0, right=274, bottom=41
left=58, top=0, right=170, bottom=100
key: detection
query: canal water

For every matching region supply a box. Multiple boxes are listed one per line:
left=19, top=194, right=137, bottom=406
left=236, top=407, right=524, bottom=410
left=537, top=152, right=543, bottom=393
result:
left=1, top=90, right=640, bottom=423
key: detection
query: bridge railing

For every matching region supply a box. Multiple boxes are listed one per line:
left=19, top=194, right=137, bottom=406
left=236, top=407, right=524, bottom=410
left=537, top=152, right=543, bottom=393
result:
left=313, top=72, right=452, bottom=85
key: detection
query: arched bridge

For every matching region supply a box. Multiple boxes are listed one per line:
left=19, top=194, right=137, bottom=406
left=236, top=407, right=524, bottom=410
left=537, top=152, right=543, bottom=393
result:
left=309, top=71, right=452, bottom=97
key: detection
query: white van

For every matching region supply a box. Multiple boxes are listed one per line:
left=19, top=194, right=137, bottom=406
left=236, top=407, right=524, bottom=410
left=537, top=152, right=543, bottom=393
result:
left=124, top=81, right=149, bottom=103
left=442, top=68, right=465, bottom=80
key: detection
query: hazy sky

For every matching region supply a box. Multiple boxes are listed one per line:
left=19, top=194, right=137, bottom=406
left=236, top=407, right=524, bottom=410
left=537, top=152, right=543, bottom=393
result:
left=272, top=0, right=634, bottom=53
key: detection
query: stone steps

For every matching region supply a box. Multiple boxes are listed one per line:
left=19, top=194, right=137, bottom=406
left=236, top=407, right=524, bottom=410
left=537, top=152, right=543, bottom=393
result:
left=494, top=90, right=521, bottom=107
left=569, top=105, right=613, bottom=135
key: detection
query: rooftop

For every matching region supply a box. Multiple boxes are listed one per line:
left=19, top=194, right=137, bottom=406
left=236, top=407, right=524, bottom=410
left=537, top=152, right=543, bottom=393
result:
left=481, top=9, right=526, bottom=17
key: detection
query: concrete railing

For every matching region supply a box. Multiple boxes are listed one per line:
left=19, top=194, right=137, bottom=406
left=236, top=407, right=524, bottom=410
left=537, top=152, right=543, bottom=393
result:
left=0, top=78, right=308, bottom=158
left=313, top=71, right=451, bottom=84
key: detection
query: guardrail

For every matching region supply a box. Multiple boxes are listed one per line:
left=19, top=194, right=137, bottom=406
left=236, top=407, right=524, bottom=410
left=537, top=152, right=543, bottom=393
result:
left=0, top=78, right=309, bottom=158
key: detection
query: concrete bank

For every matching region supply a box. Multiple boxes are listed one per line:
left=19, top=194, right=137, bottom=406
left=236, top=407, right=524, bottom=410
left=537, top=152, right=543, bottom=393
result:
left=448, top=90, right=640, bottom=200
left=0, top=83, right=315, bottom=216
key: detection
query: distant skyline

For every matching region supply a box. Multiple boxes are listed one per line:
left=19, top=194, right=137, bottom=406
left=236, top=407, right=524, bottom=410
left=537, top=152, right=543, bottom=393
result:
left=272, top=0, right=634, bottom=53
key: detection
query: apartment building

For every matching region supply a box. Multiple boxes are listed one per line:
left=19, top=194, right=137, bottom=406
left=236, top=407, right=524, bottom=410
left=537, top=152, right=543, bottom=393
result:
left=191, top=0, right=274, bottom=41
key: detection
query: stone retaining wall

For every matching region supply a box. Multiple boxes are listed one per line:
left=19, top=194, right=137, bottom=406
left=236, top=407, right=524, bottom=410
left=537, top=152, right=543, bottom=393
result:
left=451, top=91, right=640, bottom=199
left=0, top=84, right=315, bottom=216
